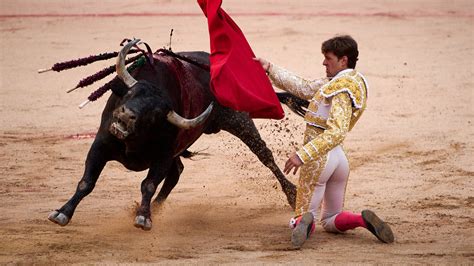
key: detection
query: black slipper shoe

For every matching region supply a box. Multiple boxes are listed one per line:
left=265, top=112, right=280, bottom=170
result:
left=361, top=209, right=394, bottom=243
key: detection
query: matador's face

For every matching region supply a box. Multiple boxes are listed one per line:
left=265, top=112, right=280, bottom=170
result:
left=322, top=52, right=348, bottom=78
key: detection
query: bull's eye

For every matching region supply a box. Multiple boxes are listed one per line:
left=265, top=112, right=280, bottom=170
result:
left=130, top=115, right=136, bottom=120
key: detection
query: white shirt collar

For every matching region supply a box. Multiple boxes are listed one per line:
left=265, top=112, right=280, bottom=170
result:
left=333, top=68, right=354, bottom=79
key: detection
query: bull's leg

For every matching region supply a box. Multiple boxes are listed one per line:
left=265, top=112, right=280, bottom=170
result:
left=134, top=159, right=173, bottom=231
left=219, top=109, right=297, bottom=209
left=153, top=157, right=183, bottom=205
left=48, top=139, right=110, bottom=226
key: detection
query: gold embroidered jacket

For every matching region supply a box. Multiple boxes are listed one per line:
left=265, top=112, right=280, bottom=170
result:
left=268, top=64, right=369, bottom=164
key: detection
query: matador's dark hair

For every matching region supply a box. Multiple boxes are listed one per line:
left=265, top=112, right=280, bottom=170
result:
left=321, top=35, right=359, bottom=69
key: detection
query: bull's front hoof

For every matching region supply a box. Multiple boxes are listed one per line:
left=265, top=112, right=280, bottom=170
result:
left=134, top=215, right=152, bottom=231
left=48, top=210, right=70, bottom=226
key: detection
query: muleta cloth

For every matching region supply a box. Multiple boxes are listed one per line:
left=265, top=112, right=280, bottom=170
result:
left=197, top=0, right=284, bottom=119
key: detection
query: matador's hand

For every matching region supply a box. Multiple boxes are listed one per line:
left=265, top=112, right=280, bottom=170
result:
left=253, top=57, right=271, bottom=73
left=284, top=152, right=303, bottom=175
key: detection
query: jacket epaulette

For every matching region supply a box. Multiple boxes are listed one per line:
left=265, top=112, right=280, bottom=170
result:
left=320, top=71, right=367, bottom=109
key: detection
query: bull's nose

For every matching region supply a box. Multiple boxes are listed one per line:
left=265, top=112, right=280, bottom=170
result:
left=110, top=106, right=137, bottom=139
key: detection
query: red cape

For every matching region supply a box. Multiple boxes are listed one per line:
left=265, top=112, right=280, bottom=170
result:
left=198, top=0, right=284, bottom=119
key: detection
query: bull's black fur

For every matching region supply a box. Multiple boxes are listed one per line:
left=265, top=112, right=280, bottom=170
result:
left=49, top=50, right=305, bottom=230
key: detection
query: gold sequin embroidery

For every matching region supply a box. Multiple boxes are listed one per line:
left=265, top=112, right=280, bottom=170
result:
left=297, top=93, right=352, bottom=163
left=268, top=64, right=328, bottom=100
left=321, top=74, right=365, bottom=109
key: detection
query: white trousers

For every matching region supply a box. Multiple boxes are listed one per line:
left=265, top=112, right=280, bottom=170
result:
left=308, top=145, right=350, bottom=233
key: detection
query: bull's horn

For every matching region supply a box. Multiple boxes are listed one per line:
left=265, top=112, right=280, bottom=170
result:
left=167, top=103, right=214, bottom=129
left=116, top=38, right=140, bottom=88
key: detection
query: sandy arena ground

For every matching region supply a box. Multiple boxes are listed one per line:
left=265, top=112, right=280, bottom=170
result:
left=0, top=0, right=473, bottom=264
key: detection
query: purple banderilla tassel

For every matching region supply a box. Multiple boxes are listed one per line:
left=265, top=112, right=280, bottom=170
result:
left=69, top=53, right=143, bottom=93
left=40, top=50, right=140, bottom=73
left=87, top=78, right=118, bottom=102
left=87, top=56, right=146, bottom=102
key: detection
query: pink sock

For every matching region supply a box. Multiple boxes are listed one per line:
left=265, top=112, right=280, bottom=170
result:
left=334, top=211, right=367, bottom=231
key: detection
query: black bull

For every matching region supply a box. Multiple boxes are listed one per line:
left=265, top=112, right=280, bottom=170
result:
left=48, top=39, right=306, bottom=230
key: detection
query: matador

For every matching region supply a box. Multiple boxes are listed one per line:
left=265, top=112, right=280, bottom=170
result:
left=257, top=35, right=394, bottom=248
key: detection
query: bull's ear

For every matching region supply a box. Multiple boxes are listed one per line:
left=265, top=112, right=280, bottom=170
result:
left=110, top=77, right=129, bottom=97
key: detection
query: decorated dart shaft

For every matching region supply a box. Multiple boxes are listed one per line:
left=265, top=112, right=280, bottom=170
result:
left=38, top=50, right=140, bottom=73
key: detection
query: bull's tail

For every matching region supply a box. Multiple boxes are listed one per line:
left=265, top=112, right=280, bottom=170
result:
left=180, top=150, right=194, bottom=158
left=180, top=148, right=211, bottom=159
